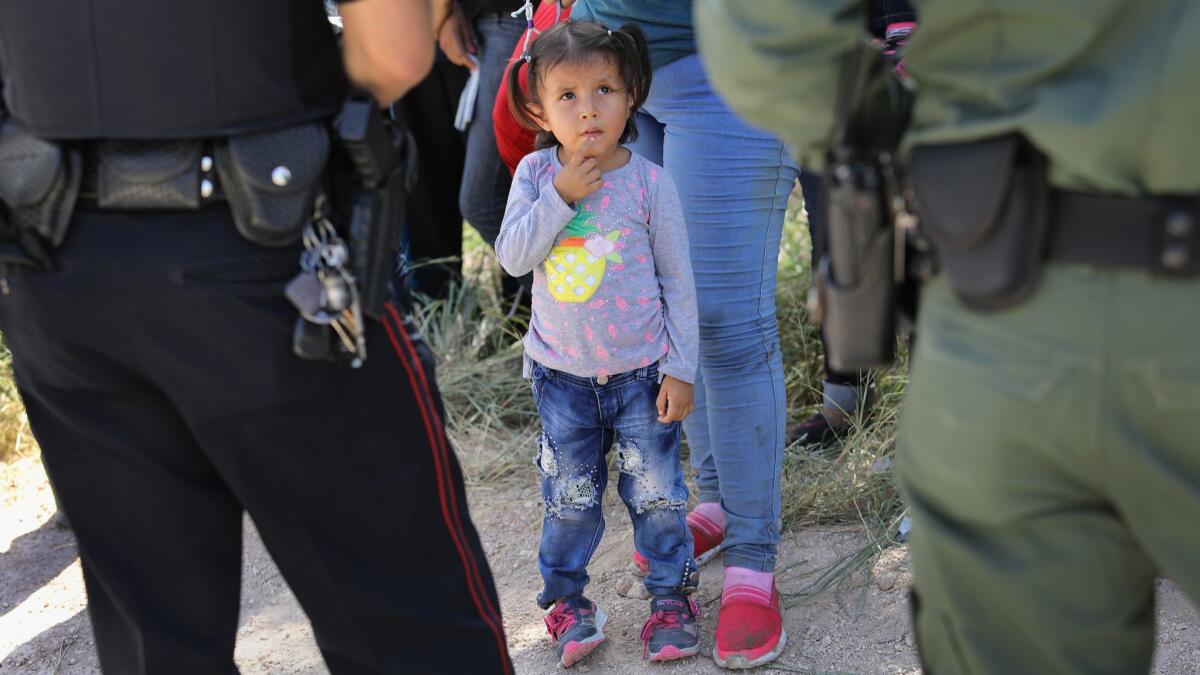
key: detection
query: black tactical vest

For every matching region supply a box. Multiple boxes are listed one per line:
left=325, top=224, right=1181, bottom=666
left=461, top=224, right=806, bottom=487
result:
left=0, top=0, right=348, bottom=139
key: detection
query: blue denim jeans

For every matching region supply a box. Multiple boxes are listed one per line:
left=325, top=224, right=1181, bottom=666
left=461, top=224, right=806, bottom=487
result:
left=628, top=54, right=799, bottom=572
left=531, top=361, right=697, bottom=608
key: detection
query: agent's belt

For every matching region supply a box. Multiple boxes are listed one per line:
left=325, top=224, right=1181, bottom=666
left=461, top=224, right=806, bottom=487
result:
left=1049, top=191, right=1200, bottom=276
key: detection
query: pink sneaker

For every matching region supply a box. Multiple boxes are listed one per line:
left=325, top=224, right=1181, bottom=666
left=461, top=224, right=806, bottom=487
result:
left=544, top=596, right=608, bottom=668
left=640, top=594, right=701, bottom=662
left=714, top=581, right=787, bottom=669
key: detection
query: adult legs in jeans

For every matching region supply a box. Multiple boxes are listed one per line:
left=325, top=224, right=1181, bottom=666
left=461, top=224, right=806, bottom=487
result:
left=458, top=12, right=531, bottom=304
left=628, top=54, right=798, bottom=572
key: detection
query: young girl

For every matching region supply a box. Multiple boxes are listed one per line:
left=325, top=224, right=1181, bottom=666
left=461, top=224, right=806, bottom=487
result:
left=494, top=20, right=700, bottom=668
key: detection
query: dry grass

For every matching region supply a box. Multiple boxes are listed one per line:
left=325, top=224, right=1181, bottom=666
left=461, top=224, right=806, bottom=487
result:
left=0, top=343, right=35, bottom=463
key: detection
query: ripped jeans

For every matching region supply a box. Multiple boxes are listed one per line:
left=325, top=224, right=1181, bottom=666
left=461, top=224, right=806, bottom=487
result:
left=530, top=360, right=697, bottom=608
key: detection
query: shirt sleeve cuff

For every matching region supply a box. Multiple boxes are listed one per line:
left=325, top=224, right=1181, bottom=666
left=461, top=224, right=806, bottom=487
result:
left=658, top=359, right=696, bottom=386
left=542, top=182, right=578, bottom=219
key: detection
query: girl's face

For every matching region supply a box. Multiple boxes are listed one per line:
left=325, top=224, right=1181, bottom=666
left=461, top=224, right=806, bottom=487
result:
left=533, top=55, right=633, bottom=167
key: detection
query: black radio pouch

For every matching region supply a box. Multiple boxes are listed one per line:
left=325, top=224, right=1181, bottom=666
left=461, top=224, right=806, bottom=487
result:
left=910, top=134, right=1050, bottom=311
left=97, top=140, right=202, bottom=210
left=0, top=118, right=82, bottom=251
left=216, top=122, right=330, bottom=247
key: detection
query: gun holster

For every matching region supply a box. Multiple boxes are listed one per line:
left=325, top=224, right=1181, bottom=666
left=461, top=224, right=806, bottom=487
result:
left=333, top=96, right=418, bottom=319
left=909, top=134, right=1050, bottom=311
left=816, top=158, right=899, bottom=372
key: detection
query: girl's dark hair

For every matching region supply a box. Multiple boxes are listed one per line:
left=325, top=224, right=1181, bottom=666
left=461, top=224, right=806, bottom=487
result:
left=506, top=20, right=652, bottom=150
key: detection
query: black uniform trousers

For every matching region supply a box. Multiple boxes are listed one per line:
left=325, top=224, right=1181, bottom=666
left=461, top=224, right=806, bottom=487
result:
left=0, top=204, right=513, bottom=674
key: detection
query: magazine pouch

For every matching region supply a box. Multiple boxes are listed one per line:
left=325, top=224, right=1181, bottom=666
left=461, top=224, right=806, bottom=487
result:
left=97, top=140, right=202, bottom=210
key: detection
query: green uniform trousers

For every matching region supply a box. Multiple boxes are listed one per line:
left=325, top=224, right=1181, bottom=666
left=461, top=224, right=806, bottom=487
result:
left=899, top=265, right=1200, bottom=674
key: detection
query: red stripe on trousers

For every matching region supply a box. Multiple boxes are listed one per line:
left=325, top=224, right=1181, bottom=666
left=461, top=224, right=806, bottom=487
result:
left=380, top=305, right=512, bottom=674
left=384, top=304, right=508, bottom=630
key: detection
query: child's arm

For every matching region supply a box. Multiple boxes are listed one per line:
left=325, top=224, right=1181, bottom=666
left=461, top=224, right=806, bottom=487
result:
left=647, top=171, right=699, bottom=387
left=494, top=155, right=577, bottom=277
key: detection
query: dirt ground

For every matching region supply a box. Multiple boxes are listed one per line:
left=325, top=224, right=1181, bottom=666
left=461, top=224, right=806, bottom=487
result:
left=3, top=453, right=1199, bottom=674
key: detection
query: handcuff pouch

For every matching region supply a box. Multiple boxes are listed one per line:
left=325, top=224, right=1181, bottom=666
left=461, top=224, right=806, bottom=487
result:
left=216, top=122, right=330, bottom=247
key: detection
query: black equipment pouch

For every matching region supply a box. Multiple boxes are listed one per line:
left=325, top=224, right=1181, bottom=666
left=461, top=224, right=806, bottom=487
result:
left=910, top=134, right=1050, bottom=311
left=817, top=158, right=898, bottom=372
left=0, top=118, right=82, bottom=251
left=216, top=122, right=330, bottom=247
left=97, top=140, right=202, bottom=209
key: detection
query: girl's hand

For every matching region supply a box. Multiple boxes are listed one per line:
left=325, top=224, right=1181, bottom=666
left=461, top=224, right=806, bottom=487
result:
left=553, top=139, right=603, bottom=204
left=656, top=375, right=694, bottom=423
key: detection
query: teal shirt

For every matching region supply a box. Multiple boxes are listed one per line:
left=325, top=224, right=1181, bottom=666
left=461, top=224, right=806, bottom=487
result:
left=697, top=0, right=1200, bottom=196
left=573, top=0, right=694, bottom=70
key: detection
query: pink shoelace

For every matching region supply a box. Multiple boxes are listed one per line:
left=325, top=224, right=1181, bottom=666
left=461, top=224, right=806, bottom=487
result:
left=639, top=610, right=682, bottom=644
left=544, top=604, right=580, bottom=640
left=639, top=598, right=698, bottom=645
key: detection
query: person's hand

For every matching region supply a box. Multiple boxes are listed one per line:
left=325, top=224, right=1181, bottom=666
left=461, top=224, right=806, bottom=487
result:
left=559, top=0, right=577, bottom=7
left=437, top=2, right=477, bottom=71
left=656, top=375, right=694, bottom=424
left=553, top=139, right=603, bottom=204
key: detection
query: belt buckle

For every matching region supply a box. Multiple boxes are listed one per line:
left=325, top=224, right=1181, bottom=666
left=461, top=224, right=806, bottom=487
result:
left=1153, top=202, right=1198, bottom=276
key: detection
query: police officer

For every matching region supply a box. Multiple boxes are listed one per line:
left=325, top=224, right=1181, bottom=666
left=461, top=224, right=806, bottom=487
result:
left=696, top=1, right=1200, bottom=673
left=0, top=1, right=512, bottom=673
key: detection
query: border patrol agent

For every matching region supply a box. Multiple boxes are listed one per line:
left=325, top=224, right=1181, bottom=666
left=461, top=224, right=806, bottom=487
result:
left=697, top=1, right=1200, bottom=673
left=0, top=1, right=512, bottom=672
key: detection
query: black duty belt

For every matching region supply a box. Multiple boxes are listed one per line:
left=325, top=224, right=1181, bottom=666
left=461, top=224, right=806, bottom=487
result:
left=1049, top=191, right=1199, bottom=276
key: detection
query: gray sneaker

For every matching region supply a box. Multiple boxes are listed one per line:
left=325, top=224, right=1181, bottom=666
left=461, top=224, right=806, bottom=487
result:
left=640, top=594, right=701, bottom=662
left=544, top=596, right=608, bottom=668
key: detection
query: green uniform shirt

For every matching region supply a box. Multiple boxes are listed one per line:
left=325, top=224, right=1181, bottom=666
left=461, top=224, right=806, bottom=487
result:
left=695, top=0, right=1200, bottom=196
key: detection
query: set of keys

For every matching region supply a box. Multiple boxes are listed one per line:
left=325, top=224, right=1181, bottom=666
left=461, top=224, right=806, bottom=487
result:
left=285, top=205, right=368, bottom=367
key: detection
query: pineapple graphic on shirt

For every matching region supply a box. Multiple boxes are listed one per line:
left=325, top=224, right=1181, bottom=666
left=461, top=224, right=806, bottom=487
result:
left=545, top=210, right=622, bottom=302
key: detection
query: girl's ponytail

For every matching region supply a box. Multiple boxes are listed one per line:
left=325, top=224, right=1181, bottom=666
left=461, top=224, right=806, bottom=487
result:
left=505, top=55, right=541, bottom=134
left=613, top=23, right=652, bottom=113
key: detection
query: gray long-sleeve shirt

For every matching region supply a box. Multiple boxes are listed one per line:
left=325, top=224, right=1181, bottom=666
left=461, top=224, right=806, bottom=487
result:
left=495, top=148, right=698, bottom=384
